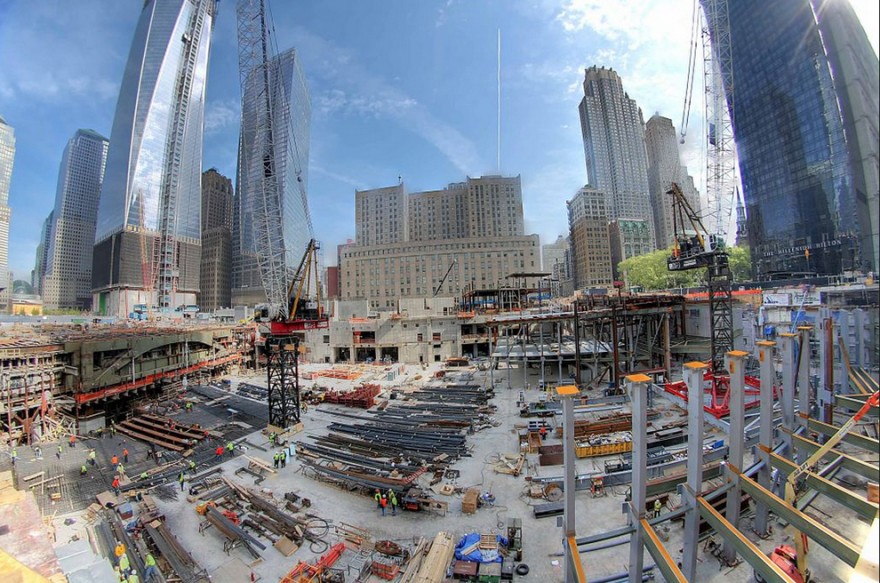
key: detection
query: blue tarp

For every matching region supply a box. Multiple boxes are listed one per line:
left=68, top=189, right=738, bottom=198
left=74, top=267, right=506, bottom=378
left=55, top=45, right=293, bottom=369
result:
left=454, top=533, right=509, bottom=563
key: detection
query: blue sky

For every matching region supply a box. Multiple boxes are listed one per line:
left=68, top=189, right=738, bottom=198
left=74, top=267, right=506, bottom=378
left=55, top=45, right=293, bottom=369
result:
left=0, top=0, right=877, bottom=281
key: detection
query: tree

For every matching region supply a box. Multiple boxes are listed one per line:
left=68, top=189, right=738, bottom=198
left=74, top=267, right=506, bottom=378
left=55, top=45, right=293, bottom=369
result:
left=728, top=245, right=751, bottom=282
left=618, top=245, right=752, bottom=290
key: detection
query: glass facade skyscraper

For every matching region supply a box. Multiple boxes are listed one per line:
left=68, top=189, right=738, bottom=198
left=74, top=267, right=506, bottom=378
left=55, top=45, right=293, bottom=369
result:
left=92, top=0, right=216, bottom=316
left=0, top=116, right=14, bottom=311
left=43, top=130, right=110, bottom=310
left=703, top=0, right=879, bottom=277
left=232, top=48, right=312, bottom=307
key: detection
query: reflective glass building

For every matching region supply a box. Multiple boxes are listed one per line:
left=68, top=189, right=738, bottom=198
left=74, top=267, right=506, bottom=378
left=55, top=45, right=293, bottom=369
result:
left=43, top=130, right=110, bottom=310
left=92, top=0, right=216, bottom=316
left=703, top=0, right=879, bottom=277
left=0, top=116, right=13, bottom=310
left=232, top=48, right=312, bottom=306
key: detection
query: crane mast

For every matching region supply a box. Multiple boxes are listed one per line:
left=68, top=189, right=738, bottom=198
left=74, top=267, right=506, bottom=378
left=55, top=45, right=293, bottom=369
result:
left=236, top=0, right=289, bottom=321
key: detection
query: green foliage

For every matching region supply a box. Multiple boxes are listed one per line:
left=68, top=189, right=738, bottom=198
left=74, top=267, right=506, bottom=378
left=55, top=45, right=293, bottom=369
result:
left=728, top=245, right=751, bottom=282
left=618, top=245, right=752, bottom=290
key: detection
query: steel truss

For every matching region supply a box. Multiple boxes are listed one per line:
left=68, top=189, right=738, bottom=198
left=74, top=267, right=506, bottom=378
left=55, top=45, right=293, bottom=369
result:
left=265, top=335, right=300, bottom=429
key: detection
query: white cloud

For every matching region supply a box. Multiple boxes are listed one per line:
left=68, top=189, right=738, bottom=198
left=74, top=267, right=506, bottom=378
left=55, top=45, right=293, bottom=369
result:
left=290, top=26, right=486, bottom=176
left=204, top=99, right=240, bottom=133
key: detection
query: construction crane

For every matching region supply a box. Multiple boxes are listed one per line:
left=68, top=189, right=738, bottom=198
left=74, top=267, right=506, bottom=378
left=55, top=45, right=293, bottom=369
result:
left=667, top=181, right=733, bottom=379
left=756, top=391, right=880, bottom=583
left=237, top=0, right=322, bottom=429
left=679, top=0, right=737, bottom=242
left=433, top=260, right=457, bottom=297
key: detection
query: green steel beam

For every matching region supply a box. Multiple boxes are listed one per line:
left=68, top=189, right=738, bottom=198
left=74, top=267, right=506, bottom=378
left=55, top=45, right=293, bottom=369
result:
left=805, top=417, right=880, bottom=453
left=696, top=498, right=796, bottom=583
left=835, top=394, right=879, bottom=416
left=640, top=519, right=687, bottom=583
left=790, top=432, right=880, bottom=483
left=769, top=452, right=880, bottom=519
left=733, top=467, right=862, bottom=567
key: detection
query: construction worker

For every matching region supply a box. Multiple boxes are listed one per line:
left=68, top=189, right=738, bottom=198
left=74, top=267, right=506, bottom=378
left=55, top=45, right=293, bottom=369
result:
left=269, top=432, right=276, bottom=446
left=96, top=427, right=103, bottom=439
left=69, top=435, right=76, bottom=448
left=280, top=450, right=287, bottom=469
left=140, top=471, right=149, bottom=480
left=215, top=445, right=224, bottom=460
left=118, top=552, right=130, bottom=575
left=178, top=471, right=185, bottom=492
left=143, top=553, right=159, bottom=581
left=114, top=542, right=126, bottom=563
left=379, top=493, right=388, bottom=516
left=654, top=498, right=663, bottom=518
left=80, top=464, right=88, bottom=476
left=123, top=448, right=129, bottom=464
left=111, top=454, right=119, bottom=467
left=56, top=445, right=63, bottom=460
left=117, top=463, right=125, bottom=477
left=226, top=441, right=234, bottom=456
left=10, top=448, right=16, bottom=466
left=112, top=477, right=120, bottom=496
left=374, top=489, right=382, bottom=511
left=34, top=445, right=42, bottom=459
left=388, top=489, right=398, bottom=516
left=110, top=424, right=116, bottom=438
left=188, top=460, right=196, bottom=473
left=127, top=572, right=139, bottom=583
left=88, top=449, right=97, bottom=466
left=273, top=452, right=279, bottom=469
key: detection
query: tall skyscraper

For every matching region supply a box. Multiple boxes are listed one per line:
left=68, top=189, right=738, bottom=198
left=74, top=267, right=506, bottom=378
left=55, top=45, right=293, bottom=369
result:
left=200, top=168, right=233, bottom=311
left=645, top=115, right=701, bottom=250
left=0, top=116, right=14, bottom=311
left=567, top=186, right=613, bottom=289
left=232, top=48, right=312, bottom=307
left=92, top=0, right=216, bottom=317
left=703, top=0, right=879, bottom=276
left=42, top=130, right=110, bottom=310
left=32, top=211, right=53, bottom=295
left=578, top=67, right=655, bottom=250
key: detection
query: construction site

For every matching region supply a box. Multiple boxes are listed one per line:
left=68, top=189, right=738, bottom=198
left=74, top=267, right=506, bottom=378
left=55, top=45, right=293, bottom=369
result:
left=0, top=273, right=878, bottom=583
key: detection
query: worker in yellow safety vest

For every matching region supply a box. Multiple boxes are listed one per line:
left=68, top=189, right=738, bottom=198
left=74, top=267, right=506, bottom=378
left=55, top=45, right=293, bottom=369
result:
left=144, top=552, right=159, bottom=581
left=118, top=553, right=130, bottom=576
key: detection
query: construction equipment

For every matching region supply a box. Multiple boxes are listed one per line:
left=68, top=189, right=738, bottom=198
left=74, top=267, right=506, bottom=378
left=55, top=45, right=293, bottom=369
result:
left=667, top=181, right=733, bottom=380
left=777, top=391, right=880, bottom=581
left=255, top=238, right=328, bottom=335
left=433, top=260, right=457, bottom=297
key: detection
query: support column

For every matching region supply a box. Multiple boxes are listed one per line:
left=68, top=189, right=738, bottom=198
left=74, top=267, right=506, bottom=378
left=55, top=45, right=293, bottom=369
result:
left=557, top=383, right=582, bottom=583
left=797, top=325, right=813, bottom=465
left=626, top=373, right=652, bottom=583
left=818, top=310, right=834, bottom=424
left=723, top=350, right=748, bottom=565
left=682, top=361, right=708, bottom=581
left=778, top=333, right=798, bottom=456
left=838, top=311, right=850, bottom=394
left=754, top=340, right=776, bottom=536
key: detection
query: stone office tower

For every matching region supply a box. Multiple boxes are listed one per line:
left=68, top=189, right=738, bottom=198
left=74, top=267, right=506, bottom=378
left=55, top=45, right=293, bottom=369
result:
left=578, top=66, right=655, bottom=258
left=200, top=168, right=233, bottom=311
left=92, top=0, right=216, bottom=316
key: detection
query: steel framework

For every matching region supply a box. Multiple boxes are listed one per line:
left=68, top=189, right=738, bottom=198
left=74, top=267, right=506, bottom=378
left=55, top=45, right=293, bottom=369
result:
left=265, top=335, right=300, bottom=428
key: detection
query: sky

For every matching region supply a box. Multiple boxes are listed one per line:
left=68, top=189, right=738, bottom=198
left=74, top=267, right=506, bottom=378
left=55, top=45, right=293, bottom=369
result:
left=0, top=0, right=878, bottom=282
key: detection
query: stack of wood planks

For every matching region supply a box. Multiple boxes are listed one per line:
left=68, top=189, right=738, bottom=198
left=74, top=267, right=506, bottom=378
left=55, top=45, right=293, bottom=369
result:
left=414, top=531, right=455, bottom=583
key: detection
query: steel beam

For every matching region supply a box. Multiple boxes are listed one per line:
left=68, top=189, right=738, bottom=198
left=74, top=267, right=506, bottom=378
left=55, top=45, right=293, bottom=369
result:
left=723, top=350, right=748, bottom=564
left=682, top=361, right=708, bottom=581
left=805, top=416, right=880, bottom=452
left=767, top=451, right=880, bottom=519
left=731, top=465, right=862, bottom=567
left=836, top=394, right=879, bottom=416
left=639, top=519, right=686, bottom=583
left=779, top=333, right=798, bottom=455
left=557, top=384, right=585, bottom=583
left=797, top=326, right=812, bottom=459
left=755, top=340, right=776, bottom=536
left=696, top=497, right=796, bottom=583
left=626, top=373, right=651, bottom=583
left=789, top=432, right=879, bottom=483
